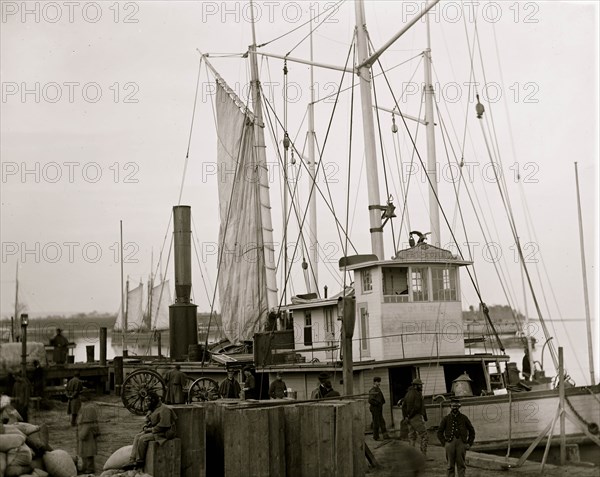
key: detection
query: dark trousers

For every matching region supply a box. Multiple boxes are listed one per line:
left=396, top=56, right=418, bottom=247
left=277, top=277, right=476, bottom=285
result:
left=82, top=456, right=95, bottom=473
left=370, top=406, right=387, bottom=439
left=445, top=438, right=467, bottom=477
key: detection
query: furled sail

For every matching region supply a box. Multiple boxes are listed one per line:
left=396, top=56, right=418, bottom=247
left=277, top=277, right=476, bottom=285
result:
left=113, top=283, right=144, bottom=331
left=150, top=279, right=172, bottom=331
left=215, top=82, right=277, bottom=344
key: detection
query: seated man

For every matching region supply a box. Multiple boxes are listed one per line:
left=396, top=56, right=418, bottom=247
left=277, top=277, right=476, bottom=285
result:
left=126, top=391, right=177, bottom=469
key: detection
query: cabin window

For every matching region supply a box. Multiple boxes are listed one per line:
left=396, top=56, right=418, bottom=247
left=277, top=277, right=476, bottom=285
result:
left=411, top=267, right=429, bottom=302
left=362, top=269, right=373, bottom=292
left=432, top=267, right=457, bottom=301
left=359, top=306, right=370, bottom=357
left=382, top=267, right=409, bottom=302
left=303, top=311, right=313, bottom=346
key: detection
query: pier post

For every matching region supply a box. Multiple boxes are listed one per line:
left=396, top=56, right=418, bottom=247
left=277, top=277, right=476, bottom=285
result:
left=114, top=356, right=124, bottom=396
left=99, top=327, right=107, bottom=366
left=86, top=345, right=95, bottom=363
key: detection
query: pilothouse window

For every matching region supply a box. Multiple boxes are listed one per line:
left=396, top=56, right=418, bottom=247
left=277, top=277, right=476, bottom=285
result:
left=362, top=269, right=373, bottom=292
left=411, top=267, right=429, bottom=302
left=432, top=267, right=457, bottom=301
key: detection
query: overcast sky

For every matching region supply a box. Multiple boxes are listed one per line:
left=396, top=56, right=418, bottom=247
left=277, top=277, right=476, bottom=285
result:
left=1, top=0, right=598, bottom=366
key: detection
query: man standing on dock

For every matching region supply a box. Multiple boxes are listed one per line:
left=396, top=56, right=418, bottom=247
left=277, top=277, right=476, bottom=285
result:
left=368, top=376, right=390, bottom=440
left=402, top=378, right=428, bottom=456
left=268, top=372, right=288, bottom=399
left=50, top=328, right=69, bottom=365
left=12, top=370, right=31, bottom=423
left=437, top=398, right=475, bottom=477
left=310, top=372, right=330, bottom=399
left=66, top=371, right=83, bottom=426
left=219, top=370, right=241, bottom=399
left=164, top=365, right=189, bottom=404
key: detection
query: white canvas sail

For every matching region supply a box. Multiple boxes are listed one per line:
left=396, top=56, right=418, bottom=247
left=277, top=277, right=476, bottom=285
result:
left=150, top=279, right=172, bottom=330
left=215, top=82, right=276, bottom=344
left=113, top=283, right=144, bottom=331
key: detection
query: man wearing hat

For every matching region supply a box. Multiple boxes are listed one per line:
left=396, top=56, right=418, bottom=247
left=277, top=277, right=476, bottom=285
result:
left=311, top=372, right=330, bottom=399
left=269, top=372, right=288, bottom=399
left=368, top=377, right=390, bottom=440
left=402, top=378, right=428, bottom=455
left=437, top=398, right=475, bottom=477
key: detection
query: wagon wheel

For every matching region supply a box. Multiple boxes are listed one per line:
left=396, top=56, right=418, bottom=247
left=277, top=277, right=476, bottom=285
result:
left=121, top=369, right=166, bottom=415
left=188, top=377, right=220, bottom=402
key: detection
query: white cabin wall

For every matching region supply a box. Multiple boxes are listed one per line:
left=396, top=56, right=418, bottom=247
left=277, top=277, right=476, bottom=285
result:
left=295, top=307, right=341, bottom=364
left=381, top=301, right=464, bottom=360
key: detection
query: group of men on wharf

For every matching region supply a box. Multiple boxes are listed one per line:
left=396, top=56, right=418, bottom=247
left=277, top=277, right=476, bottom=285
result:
left=369, top=376, right=476, bottom=477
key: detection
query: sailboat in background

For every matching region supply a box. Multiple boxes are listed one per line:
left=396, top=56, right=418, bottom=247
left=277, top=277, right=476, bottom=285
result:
left=113, top=278, right=173, bottom=339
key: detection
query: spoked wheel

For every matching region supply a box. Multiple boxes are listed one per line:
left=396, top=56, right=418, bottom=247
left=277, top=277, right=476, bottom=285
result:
left=188, top=377, right=220, bottom=402
left=121, top=369, right=166, bottom=415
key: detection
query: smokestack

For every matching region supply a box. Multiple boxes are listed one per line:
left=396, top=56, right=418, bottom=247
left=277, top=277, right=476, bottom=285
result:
left=173, top=205, right=192, bottom=303
left=169, top=205, right=198, bottom=360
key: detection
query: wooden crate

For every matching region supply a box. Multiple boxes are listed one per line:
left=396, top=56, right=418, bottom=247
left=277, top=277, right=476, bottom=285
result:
left=145, top=438, right=181, bottom=477
left=172, top=405, right=206, bottom=477
left=223, top=405, right=285, bottom=477
left=291, top=401, right=364, bottom=477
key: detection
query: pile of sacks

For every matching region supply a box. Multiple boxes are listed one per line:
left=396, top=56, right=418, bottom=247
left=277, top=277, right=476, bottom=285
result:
left=1, top=424, right=155, bottom=477
left=98, top=446, right=151, bottom=477
left=0, top=420, right=78, bottom=477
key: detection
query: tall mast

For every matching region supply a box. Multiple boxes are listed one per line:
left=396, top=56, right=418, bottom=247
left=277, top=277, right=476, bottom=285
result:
left=574, top=162, right=595, bottom=384
left=518, top=236, right=534, bottom=375
left=248, top=0, right=278, bottom=316
left=13, top=262, right=18, bottom=342
left=307, top=10, right=319, bottom=294
left=120, top=220, right=127, bottom=355
left=354, top=0, right=384, bottom=260
left=424, top=15, right=441, bottom=246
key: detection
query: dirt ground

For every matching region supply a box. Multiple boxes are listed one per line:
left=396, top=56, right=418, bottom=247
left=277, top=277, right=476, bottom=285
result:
left=30, top=394, right=145, bottom=472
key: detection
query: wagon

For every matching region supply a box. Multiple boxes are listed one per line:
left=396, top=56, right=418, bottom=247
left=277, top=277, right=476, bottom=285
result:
left=120, top=368, right=220, bottom=415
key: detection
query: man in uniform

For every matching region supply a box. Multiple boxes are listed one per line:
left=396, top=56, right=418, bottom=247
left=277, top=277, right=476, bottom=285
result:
left=164, top=365, right=189, bottom=404
left=402, top=378, right=428, bottom=456
left=126, top=392, right=177, bottom=470
left=268, top=372, right=288, bottom=399
left=66, top=371, right=83, bottom=426
left=368, top=376, right=390, bottom=440
left=437, top=398, right=475, bottom=477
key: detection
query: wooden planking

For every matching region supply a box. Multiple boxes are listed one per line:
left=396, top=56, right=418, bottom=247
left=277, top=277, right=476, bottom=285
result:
left=269, top=406, right=286, bottom=476
left=172, top=405, right=206, bottom=477
left=145, top=438, right=181, bottom=477
left=223, top=407, right=242, bottom=476
left=222, top=405, right=286, bottom=477
left=317, top=404, right=335, bottom=476
left=351, top=400, right=366, bottom=476
left=284, top=405, right=302, bottom=477
left=299, top=404, right=319, bottom=476
left=207, top=400, right=367, bottom=477
left=335, top=402, right=354, bottom=476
